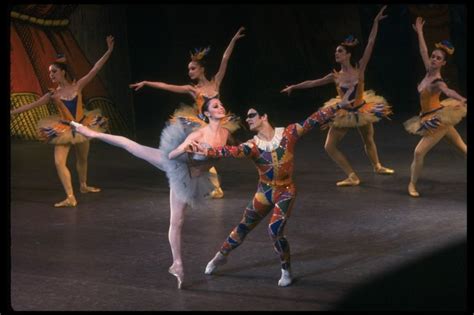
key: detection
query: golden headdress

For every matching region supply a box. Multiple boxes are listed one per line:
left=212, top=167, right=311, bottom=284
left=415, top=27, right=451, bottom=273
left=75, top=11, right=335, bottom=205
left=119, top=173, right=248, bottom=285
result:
left=190, top=46, right=211, bottom=62
left=435, top=40, right=455, bottom=55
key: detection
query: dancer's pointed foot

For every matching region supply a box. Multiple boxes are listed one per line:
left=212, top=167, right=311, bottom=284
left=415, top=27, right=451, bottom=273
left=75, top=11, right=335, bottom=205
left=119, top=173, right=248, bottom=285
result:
left=374, top=163, right=395, bottom=175
left=204, top=252, right=227, bottom=275
left=336, top=172, right=360, bottom=187
left=210, top=187, right=224, bottom=199
left=278, top=269, right=293, bottom=287
left=168, top=264, right=184, bottom=289
left=408, top=182, right=420, bottom=197
left=54, top=195, right=77, bottom=208
left=80, top=185, right=101, bottom=193
left=70, top=121, right=95, bottom=138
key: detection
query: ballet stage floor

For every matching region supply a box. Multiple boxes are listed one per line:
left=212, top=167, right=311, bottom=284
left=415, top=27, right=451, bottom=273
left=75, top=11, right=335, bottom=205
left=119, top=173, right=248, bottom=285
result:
left=9, top=119, right=467, bottom=311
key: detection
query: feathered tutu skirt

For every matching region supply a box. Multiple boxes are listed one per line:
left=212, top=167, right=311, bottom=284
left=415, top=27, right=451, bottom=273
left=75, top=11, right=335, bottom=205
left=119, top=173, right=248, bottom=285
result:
left=321, top=90, right=392, bottom=128
left=404, top=98, right=467, bottom=136
left=158, top=119, right=214, bottom=208
left=37, top=109, right=108, bottom=144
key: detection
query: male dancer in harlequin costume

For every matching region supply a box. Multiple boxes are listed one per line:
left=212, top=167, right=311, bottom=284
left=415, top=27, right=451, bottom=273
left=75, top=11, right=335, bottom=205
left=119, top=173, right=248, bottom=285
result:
left=190, top=87, right=354, bottom=287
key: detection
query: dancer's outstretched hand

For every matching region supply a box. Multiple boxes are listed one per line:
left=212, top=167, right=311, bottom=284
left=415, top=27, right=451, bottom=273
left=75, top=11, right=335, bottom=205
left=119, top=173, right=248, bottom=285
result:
left=281, top=85, right=293, bottom=96
left=129, top=81, right=146, bottom=91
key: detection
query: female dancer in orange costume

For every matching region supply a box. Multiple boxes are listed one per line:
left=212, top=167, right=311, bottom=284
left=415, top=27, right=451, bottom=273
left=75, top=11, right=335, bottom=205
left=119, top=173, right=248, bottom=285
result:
left=281, top=6, right=394, bottom=187
left=129, top=27, right=246, bottom=199
left=405, top=17, right=467, bottom=197
left=10, top=36, right=113, bottom=207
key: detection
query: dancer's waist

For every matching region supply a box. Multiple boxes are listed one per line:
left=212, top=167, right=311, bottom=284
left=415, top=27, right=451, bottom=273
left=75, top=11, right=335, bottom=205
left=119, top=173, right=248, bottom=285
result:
left=259, top=177, right=293, bottom=187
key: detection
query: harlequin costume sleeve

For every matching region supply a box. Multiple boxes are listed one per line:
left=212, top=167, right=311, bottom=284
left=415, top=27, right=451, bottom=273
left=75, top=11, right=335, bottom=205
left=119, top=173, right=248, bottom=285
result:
left=320, top=70, right=392, bottom=129
left=404, top=79, right=466, bottom=136
left=37, top=91, right=108, bottom=144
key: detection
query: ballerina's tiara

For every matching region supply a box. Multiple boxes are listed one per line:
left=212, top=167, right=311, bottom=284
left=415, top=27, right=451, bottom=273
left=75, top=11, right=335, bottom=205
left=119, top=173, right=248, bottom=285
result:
left=190, top=46, right=211, bottom=61
left=341, top=35, right=359, bottom=47
left=55, top=53, right=67, bottom=63
left=435, top=40, right=455, bottom=55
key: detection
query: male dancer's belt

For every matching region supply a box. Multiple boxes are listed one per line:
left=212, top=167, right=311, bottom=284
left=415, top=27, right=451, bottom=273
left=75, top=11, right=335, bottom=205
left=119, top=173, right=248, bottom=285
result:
left=260, top=177, right=293, bottom=187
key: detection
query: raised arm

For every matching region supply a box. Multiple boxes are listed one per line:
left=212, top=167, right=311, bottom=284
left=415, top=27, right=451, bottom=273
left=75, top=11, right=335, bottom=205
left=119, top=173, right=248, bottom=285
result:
left=358, top=5, right=387, bottom=73
left=129, top=80, right=195, bottom=96
left=293, top=85, right=353, bottom=138
left=10, top=93, right=51, bottom=115
left=213, top=26, right=246, bottom=88
left=412, top=17, right=430, bottom=71
left=281, top=73, right=335, bottom=96
left=436, top=82, right=467, bottom=103
left=76, top=35, right=114, bottom=91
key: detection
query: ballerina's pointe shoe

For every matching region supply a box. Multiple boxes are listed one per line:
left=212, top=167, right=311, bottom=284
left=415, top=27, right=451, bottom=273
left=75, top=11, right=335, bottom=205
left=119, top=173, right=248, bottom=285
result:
left=210, top=187, right=224, bottom=199
left=168, top=265, right=184, bottom=289
left=54, top=195, right=77, bottom=208
left=374, top=163, right=395, bottom=175
left=408, top=182, right=420, bottom=197
left=204, top=252, right=227, bottom=275
left=80, top=186, right=101, bottom=193
left=336, top=173, right=361, bottom=187
left=69, top=121, right=83, bottom=129
left=278, top=269, right=293, bottom=287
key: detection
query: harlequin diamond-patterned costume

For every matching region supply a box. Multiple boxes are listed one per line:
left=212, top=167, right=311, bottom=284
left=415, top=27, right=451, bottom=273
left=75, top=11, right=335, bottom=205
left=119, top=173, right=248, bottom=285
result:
left=205, top=105, right=339, bottom=271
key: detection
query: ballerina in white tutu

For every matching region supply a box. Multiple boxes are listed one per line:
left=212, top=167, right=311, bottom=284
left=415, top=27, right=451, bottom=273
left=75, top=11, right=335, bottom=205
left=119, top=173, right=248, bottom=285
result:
left=71, top=97, right=233, bottom=289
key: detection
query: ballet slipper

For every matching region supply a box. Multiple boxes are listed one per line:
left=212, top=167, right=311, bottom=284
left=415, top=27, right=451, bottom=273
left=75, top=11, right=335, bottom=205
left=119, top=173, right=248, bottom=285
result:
left=336, top=172, right=361, bottom=187
left=70, top=121, right=95, bottom=138
left=210, top=187, right=224, bottom=199
left=408, top=182, right=420, bottom=197
left=80, top=186, right=101, bottom=193
left=204, top=252, right=227, bottom=275
left=54, top=195, right=77, bottom=207
left=374, top=163, right=395, bottom=175
left=278, top=268, right=293, bottom=287
left=168, top=264, right=184, bottom=289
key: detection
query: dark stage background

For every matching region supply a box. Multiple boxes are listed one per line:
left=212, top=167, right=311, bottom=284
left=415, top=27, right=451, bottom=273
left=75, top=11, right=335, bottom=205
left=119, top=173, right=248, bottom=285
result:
left=124, top=4, right=467, bottom=143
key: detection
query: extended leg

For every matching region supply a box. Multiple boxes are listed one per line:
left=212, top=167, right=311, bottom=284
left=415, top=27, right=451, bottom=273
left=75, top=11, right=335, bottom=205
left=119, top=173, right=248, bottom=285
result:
left=267, top=185, right=296, bottom=286
left=73, top=124, right=166, bottom=171
left=408, top=129, right=447, bottom=197
left=358, top=123, right=394, bottom=174
left=205, top=187, right=273, bottom=274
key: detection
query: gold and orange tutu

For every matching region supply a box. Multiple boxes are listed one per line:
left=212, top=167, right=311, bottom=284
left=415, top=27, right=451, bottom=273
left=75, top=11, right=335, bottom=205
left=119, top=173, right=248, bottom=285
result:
left=321, top=90, right=392, bottom=128
left=404, top=98, right=467, bottom=136
left=37, top=109, right=108, bottom=144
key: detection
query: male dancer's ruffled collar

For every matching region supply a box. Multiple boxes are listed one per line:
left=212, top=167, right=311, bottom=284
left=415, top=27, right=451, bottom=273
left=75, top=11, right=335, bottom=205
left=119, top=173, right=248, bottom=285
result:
left=253, top=127, right=284, bottom=152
